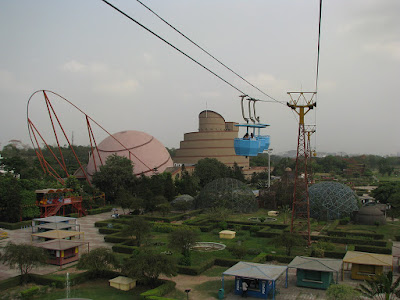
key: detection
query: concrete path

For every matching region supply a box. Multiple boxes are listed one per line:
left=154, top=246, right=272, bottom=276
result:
left=0, top=211, right=115, bottom=281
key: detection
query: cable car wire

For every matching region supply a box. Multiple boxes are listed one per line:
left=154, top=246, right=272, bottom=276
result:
left=101, top=0, right=253, bottom=98
left=135, top=0, right=283, bottom=105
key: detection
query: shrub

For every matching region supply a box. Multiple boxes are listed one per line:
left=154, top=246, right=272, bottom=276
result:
left=227, top=245, right=247, bottom=259
left=326, top=284, right=361, bottom=300
left=354, top=245, right=392, bottom=254
left=140, top=280, right=176, bottom=299
left=20, top=285, right=40, bottom=299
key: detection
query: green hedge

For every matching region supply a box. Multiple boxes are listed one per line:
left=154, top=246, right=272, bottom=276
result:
left=256, top=227, right=283, bottom=238
left=177, top=258, right=215, bottom=275
left=140, top=280, right=176, bottom=299
left=99, top=227, right=121, bottom=235
left=0, top=275, right=21, bottom=291
left=214, top=258, right=240, bottom=267
left=20, top=285, right=40, bottom=299
left=354, top=245, right=392, bottom=254
left=104, top=233, right=131, bottom=244
left=323, top=251, right=346, bottom=259
left=88, top=206, right=113, bottom=215
left=327, top=230, right=384, bottom=240
left=0, top=220, right=32, bottom=230
left=312, top=235, right=387, bottom=247
left=251, top=253, right=268, bottom=263
left=395, top=235, right=400, bottom=241
left=112, top=243, right=139, bottom=255
left=265, top=254, right=294, bottom=264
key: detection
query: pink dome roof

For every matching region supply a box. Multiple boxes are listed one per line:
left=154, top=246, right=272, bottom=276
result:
left=86, top=130, right=173, bottom=177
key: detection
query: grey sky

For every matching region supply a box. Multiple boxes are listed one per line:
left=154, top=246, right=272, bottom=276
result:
left=1, top=0, right=399, bottom=156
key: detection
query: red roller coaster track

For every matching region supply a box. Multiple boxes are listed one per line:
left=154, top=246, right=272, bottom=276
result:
left=27, top=90, right=156, bottom=186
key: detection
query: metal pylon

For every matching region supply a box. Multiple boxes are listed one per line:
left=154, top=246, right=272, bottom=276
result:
left=287, top=92, right=316, bottom=245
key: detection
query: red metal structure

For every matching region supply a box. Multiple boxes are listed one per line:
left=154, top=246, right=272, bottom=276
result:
left=27, top=90, right=157, bottom=186
left=35, top=188, right=86, bottom=218
left=287, top=92, right=316, bottom=245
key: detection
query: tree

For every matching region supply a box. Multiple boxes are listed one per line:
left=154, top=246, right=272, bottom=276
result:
left=326, top=284, right=361, bottom=300
left=157, top=202, right=172, bottom=217
left=145, top=195, right=167, bottom=213
left=205, top=207, right=231, bottom=222
left=0, top=243, right=47, bottom=283
left=175, top=168, right=199, bottom=196
left=372, top=182, right=400, bottom=204
left=357, top=271, right=400, bottom=300
left=77, top=247, right=119, bottom=273
left=92, top=155, right=135, bottom=203
left=130, top=196, right=145, bottom=214
left=194, top=158, right=230, bottom=187
left=122, top=250, right=177, bottom=286
left=0, top=174, right=22, bottom=223
left=273, top=232, right=305, bottom=256
left=116, top=189, right=134, bottom=214
left=231, top=162, right=246, bottom=182
left=121, top=216, right=152, bottom=246
left=168, top=227, right=199, bottom=256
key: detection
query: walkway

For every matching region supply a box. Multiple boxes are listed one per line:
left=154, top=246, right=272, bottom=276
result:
left=0, top=211, right=114, bottom=281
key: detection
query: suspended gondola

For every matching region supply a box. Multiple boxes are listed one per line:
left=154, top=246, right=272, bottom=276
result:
left=234, top=96, right=270, bottom=157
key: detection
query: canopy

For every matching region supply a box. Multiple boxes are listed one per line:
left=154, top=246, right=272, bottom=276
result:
left=223, top=262, right=287, bottom=281
left=35, top=239, right=88, bottom=251
left=36, top=223, right=79, bottom=231
left=343, top=251, right=392, bottom=267
left=32, top=230, right=84, bottom=240
left=288, top=256, right=343, bottom=273
left=33, top=216, right=76, bottom=223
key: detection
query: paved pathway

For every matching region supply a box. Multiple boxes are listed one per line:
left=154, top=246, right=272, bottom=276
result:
left=0, top=211, right=114, bottom=281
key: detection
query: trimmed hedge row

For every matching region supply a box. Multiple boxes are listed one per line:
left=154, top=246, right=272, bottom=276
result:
left=177, top=258, right=215, bottom=275
left=140, top=280, right=176, bottom=299
left=354, top=245, right=392, bottom=254
left=99, top=227, right=121, bottom=235
left=104, top=233, right=131, bottom=244
left=87, top=206, right=113, bottom=215
left=323, top=251, right=346, bottom=259
left=256, top=227, right=283, bottom=238
left=0, top=275, right=21, bottom=291
left=0, top=220, right=32, bottom=230
left=327, top=230, right=384, bottom=240
left=251, top=253, right=268, bottom=263
left=312, top=235, right=387, bottom=247
left=20, top=285, right=40, bottom=299
left=264, top=254, right=295, bottom=264
left=214, top=258, right=240, bottom=267
left=112, top=243, right=139, bottom=255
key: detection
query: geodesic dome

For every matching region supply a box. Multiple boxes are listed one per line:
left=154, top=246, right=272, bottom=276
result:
left=309, top=181, right=359, bottom=220
left=195, top=178, right=258, bottom=213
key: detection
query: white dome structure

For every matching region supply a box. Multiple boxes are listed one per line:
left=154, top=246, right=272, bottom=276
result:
left=86, top=130, right=173, bottom=178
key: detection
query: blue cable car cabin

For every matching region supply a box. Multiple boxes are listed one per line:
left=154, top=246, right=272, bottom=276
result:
left=234, top=124, right=270, bottom=157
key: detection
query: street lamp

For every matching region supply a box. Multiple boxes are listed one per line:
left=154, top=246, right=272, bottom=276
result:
left=185, top=289, right=191, bottom=300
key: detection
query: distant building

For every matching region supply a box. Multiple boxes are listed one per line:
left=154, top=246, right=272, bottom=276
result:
left=173, top=110, right=250, bottom=168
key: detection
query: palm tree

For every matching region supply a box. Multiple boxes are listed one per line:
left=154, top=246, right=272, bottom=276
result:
left=357, top=271, right=400, bottom=300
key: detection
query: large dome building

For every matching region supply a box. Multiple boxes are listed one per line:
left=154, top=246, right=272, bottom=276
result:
left=86, top=130, right=173, bottom=179
left=309, top=181, right=360, bottom=221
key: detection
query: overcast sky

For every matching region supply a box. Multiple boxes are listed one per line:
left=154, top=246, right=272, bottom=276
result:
left=1, top=0, right=399, bottom=156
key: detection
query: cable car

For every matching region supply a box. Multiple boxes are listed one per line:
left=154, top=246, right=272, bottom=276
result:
left=234, top=124, right=270, bottom=156
left=233, top=96, right=271, bottom=157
